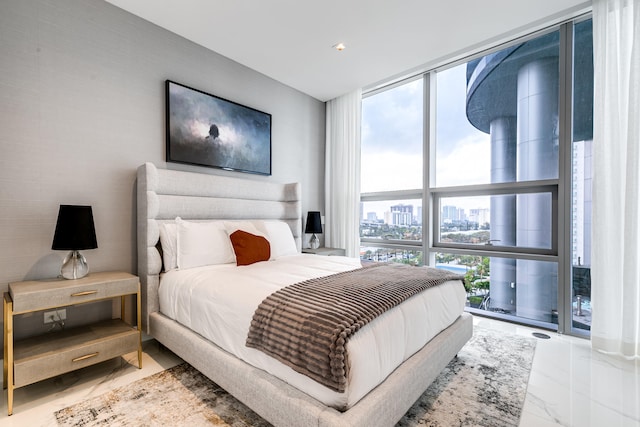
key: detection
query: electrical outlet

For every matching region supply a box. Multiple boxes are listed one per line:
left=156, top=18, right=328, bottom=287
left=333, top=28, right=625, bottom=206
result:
left=44, top=309, right=66, bottom=324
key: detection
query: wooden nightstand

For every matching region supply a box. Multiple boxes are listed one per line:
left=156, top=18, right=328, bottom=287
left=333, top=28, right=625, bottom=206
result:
left=3, top=271, right=142, bottom=415
left=302, top=247, right=346, bottom=256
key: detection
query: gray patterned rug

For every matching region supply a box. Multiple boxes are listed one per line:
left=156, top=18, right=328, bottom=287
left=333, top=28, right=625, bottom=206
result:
left=55, top=325, right=536, bottom=427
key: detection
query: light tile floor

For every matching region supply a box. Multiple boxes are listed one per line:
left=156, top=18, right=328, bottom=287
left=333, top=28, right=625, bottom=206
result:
left=0, top=317, right=638, bottom=426
left=475, top=316, right=640, bottom=427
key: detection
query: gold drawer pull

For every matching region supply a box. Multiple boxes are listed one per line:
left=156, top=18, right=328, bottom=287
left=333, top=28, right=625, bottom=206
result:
left=70, top=290, right=98, bottom=297
left=72, top=352, right=99, bottom=362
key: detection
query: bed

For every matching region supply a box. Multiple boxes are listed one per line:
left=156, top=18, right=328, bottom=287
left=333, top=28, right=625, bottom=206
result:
left=136, top=162, right=473, bottom=427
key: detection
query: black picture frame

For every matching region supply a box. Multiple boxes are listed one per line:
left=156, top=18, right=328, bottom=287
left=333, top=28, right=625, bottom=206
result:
left=165, top=80, right=272, bottom=176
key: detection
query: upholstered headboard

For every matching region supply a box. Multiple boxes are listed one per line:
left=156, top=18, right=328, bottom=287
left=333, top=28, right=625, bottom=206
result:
left=136, top=162, right=301, bottom=332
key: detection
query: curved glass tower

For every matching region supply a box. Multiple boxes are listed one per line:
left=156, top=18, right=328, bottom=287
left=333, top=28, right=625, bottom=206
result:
left=466, top=33, right=560, bottom=322
left=463, top=25, right=593, bottom=325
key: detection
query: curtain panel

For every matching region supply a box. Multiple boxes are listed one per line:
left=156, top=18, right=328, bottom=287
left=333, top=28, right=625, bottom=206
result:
left=591, top=0, right=640, bottom=358
left=325, top=90, right=362, bottom=257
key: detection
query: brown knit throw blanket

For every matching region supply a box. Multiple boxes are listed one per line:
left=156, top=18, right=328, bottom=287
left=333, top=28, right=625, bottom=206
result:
left=246, top=263, right=464, bottom=393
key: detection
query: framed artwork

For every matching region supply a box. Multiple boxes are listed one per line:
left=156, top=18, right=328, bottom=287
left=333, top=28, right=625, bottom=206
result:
left=166, top=80, right=272, bottom=175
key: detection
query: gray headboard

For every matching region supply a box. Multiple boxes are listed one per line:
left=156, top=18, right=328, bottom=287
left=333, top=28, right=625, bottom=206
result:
left=136, top=162, right=301, bottom=332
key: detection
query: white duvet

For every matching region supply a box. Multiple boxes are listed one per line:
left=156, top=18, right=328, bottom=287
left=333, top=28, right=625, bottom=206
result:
left=159, top=255, right=466, bottom=410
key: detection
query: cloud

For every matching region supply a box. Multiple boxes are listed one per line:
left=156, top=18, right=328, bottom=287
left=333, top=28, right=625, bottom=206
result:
left=436, top=134, right=490, bottom=187
left=435, top=64, right=488, bottom=158
left=362, top=79, right=423, bottom=153
left=361, top=151, right=422, bottom=193
left=361, top=134, right=491, bottom=214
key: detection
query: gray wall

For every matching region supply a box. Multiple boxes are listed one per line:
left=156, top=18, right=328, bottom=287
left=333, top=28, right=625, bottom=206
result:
left=0, top=0, right=325, bottom=342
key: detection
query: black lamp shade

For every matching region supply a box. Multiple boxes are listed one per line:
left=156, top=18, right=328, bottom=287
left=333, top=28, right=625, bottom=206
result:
left=52, top=205, right=98, bottom=250
left=304, top=211, right=322, bottom=234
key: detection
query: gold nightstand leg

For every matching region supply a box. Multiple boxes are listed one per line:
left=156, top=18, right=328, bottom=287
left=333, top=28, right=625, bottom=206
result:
left=4, top=294, right=14, bottom=415
left=3, top=295, right=7, bottom=390
left=136, top=284, right=142, bottom=369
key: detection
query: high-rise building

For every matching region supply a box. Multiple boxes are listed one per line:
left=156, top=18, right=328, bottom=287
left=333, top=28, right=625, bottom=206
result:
left=442, top=205, right=465, bottom=223
left=383, top=211, right=392, bottom=225
left=572, top=140, right=592, bottom=267
left=469, top=208, right=490, bottom=226
left=390, top=204, right=413, bottom=226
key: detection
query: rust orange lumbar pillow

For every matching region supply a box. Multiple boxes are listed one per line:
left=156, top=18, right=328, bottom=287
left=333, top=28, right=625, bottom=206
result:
left=229, top=230, right=271, bottom=266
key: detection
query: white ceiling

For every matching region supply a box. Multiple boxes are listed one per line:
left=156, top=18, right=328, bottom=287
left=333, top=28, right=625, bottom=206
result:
left=104, top=0, right=591, bottom=101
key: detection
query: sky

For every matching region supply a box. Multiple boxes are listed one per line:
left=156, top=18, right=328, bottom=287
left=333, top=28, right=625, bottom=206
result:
left=361, top=64, right=490, bottom=218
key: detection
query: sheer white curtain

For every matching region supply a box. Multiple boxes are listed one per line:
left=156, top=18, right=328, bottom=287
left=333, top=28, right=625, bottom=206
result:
left=325, top=89, right=362, bottom=257
left=591, top=0, right=640, bottom=358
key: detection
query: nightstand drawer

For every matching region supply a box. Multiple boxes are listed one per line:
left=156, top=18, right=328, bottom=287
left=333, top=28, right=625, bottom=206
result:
left=13, top=319, right=139, bottom=387
left=9, top=272, right=138, bottom=313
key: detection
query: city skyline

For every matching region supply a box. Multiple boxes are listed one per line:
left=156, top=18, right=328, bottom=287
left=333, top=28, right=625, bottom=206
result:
left=361, top=201, right=489, bottom=225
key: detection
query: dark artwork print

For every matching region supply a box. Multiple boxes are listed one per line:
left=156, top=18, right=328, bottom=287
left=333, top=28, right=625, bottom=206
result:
left=166, top=80, right=271, bottom=175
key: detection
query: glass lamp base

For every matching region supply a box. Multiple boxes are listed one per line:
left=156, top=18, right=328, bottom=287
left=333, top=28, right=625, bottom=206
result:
left=309, top=234, right=320, bottom=249
left=61, top=250, right=89, bottom=280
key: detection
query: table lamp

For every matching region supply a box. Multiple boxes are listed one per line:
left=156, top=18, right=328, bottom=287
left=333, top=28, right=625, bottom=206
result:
left=304, top=211, right=322, bottom=250
left=52, top=205, right=98, bottom=279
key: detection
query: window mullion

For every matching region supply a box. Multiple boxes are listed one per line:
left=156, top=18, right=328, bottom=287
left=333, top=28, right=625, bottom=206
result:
left=557, top=21, right=574, bottom=335
left=424, top=72, right=434, bottom=266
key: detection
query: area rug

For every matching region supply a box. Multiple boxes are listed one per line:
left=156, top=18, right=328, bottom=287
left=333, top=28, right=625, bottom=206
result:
left=55, top=326, right=536, bottom=427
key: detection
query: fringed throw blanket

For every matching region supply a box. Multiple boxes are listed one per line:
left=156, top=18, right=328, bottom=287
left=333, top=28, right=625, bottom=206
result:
left=246, top=263, right=464, bottom=393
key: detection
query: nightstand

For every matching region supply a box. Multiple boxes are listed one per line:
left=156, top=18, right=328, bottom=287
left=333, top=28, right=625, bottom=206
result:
left=302, top=247, right=346, bottom=256
left=3, top=271, right=142, bottom=415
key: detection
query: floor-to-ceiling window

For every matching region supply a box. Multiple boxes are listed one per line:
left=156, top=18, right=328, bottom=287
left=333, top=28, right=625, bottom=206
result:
left=360, top=78, right=424, bottom=264
left=360, top=18, right=593, bottom=336
left=569, top=18, right=593, bottom=335
left=433, top=28, right=562, bottom=329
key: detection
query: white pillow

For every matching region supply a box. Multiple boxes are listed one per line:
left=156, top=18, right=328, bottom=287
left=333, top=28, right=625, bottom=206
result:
left=224, top=220, right=263, bottom=236
left=176, top=218, right=235, bottom=269
left=262, top=221, right=298, bottom=258
left=159, top=222, right=178, bottom=271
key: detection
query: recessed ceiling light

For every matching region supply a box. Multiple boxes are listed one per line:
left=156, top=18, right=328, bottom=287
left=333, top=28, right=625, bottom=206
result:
left=332, top=42, right=346, bottom=51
